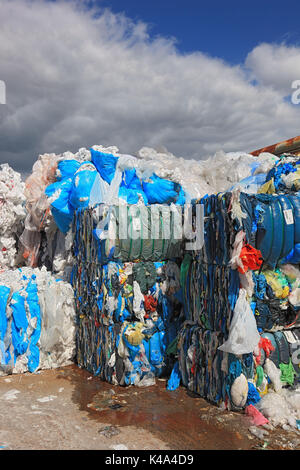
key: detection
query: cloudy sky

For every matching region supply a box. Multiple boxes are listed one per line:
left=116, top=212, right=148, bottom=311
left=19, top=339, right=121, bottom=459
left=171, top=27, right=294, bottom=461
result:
left=1, top=0, right=300, bottom=174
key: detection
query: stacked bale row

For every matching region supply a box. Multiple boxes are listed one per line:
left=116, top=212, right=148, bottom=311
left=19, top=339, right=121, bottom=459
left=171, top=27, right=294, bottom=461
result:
left=71, top=203, right=184, bottom=386
left=178, top=157, right=300, bottom=412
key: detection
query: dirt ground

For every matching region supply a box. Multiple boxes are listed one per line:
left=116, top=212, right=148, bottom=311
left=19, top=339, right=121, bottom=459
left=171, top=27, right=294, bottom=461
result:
left=0, top=364, right=299, bottom=451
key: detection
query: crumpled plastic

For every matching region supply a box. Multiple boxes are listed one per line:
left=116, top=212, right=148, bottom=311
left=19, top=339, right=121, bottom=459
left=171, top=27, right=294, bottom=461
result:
left=0, top=164, right=26, bottom=270
left=245, top=404, right=269, bottom=426
left=218, top=289, right=260, bottom=355
left=0, top=266, right=76, bottom=376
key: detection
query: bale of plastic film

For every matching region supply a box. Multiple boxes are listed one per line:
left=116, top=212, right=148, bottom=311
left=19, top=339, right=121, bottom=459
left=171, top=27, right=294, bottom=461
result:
left=73, top=203, right=184, bottom=264
left=177, top=323, right=255, bottom=410
left=0, top=266, right=76, bottom=376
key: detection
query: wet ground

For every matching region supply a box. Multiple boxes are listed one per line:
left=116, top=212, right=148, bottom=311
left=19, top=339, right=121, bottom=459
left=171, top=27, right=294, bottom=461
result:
left=0, top=364, right=299, bottom=450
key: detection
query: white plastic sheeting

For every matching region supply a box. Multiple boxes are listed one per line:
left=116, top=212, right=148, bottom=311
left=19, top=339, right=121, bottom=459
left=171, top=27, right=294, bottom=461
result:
left=0, top=266, right=76, bottom=376
left=0, top=164, right=26, bottom=270
left=136, top=148, right=278, bottom=198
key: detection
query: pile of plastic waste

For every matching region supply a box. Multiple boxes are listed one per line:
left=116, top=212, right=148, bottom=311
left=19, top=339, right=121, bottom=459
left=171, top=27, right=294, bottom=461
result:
left=2, top=140, right=300, bottom=430
left=0, top=266, right=76, bottom=375
left=18, top=145, right=279, bottom=280
left=0, top=164, right=26, bottom=270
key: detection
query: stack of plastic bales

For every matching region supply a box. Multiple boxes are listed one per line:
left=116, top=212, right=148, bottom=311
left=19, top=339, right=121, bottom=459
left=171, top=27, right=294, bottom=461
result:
left=68, top=148, right=186, bottom=387
left=241, top=156, right=300, bottom=427
left=177, top=154, right=300, bottom=424
left=0, top=266, right=76, bottom=376
left=178, top=192, right=260, bottom=410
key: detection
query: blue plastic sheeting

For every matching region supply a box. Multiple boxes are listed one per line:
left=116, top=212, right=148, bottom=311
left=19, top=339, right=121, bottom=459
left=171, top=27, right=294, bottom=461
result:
left=26, top=276, right=41, bottom=372
left=246, top=381, right=261, bottom=406
left=143, top=330, right=166, bottom=376
left=0, top=286, right=11, bottom=366
left=265, top=160, right=299, bottom=192
left=254, top=194, right=300, bottom=268
left=282, top=243, right=300, bottom=264
left=56, top=160, right=80, bottom=180
left=69, top=163, right=98, bottom=210
left=118, top=169, right=148, bottom=204
left=90, top=149, right=118, bottom=184
left=45, top=177, right=73, bottom=200
left=11, top=291, right=29, bottom=361
left=45, top=161, right=98, bottom=233
left=230, top=173, right=266, bottom=193
left=142, top=173, right=183, bottom=205
left=46, top=178, right=74, bottom=234
left=45, top=150, right=189, bottom=235
left=167, top=361, right=181, bottom=391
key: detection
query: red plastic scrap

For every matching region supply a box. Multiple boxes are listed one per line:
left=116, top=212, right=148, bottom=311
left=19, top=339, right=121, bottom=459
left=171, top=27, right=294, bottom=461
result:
left=259, top=337, right=275, bottom=357
left=237, top=244, right=263, bottom=274
left=245, top=404, right=269, bottom=426
left=143, top=295, right=158, bottom=316
left=255, top=337, right=275, bottom=365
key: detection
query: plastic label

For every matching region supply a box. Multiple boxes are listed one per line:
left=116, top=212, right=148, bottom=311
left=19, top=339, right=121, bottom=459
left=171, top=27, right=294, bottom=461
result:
left=283, top=209, right=294, bottom=225
left=132, top=217, right=141, bottom=232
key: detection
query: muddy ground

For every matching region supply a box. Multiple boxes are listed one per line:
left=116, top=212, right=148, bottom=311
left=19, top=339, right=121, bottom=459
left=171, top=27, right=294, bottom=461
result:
left=0, top=364, right=299, bottom=451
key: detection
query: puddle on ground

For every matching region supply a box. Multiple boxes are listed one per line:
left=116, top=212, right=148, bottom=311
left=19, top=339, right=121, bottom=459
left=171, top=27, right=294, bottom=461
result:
left=57, top=365, right=259, bottom=450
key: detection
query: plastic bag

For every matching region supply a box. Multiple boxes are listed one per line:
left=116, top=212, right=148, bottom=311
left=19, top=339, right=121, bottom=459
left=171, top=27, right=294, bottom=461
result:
left=118, top=169, right=148, bottom=204
left=56, top=159, right=80, bottom=180
left=69, top=162, right=98, bottom=210
left=218, top=288, right=260, bottom=355
left=142, top=173, right=181, bottom=205
left=90, top=148, right=118, bottom=184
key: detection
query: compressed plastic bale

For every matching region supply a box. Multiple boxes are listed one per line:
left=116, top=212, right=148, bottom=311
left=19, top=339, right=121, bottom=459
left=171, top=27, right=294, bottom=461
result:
left=72, top=257, right=182, bottom=384
left=0, top=164, right=26, bottom=269
left=177, top=323, right=254, bottom=408
left=0, top=267, right=76, bottom=375
left=74, top=204, right=183, bottom=264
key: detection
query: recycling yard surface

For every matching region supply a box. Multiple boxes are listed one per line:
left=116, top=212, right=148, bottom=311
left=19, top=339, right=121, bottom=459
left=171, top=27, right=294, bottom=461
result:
left=0, top=365, right=299, bottom=451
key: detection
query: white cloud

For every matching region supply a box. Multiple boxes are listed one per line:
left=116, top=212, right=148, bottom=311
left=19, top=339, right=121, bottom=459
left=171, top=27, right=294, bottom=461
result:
left=0, top=0, right=300, bottom=173
left=246, top=43, right=300, bottom=96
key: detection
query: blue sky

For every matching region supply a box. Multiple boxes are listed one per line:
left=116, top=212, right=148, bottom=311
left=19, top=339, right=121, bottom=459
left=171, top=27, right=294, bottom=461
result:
left=98, top=0, right=300, bottom=64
